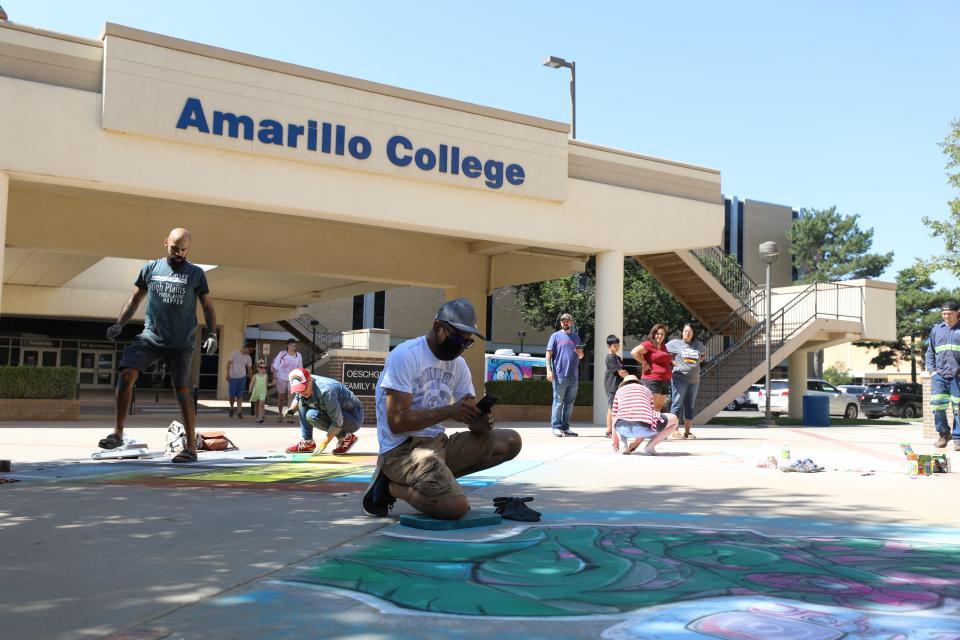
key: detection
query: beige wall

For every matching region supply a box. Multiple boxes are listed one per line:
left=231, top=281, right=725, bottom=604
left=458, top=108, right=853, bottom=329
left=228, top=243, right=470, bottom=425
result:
left=822, top=341, right=920, bottom=382
left=1, top=22, right=730, bottom=398
left=741, top=200, right=794, bottom=287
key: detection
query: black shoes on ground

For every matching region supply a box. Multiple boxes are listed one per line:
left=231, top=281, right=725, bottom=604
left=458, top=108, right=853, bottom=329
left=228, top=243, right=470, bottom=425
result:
left=494, top=496, right=541, bottom=522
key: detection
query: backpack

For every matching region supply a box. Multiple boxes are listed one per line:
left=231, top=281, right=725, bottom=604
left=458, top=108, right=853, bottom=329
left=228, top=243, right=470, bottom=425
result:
left=164, top=420, right=189, bottom=455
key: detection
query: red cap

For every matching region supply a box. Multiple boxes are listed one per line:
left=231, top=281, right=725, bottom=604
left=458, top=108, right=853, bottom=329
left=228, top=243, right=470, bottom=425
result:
left=288, top=368, right=311, bottom=394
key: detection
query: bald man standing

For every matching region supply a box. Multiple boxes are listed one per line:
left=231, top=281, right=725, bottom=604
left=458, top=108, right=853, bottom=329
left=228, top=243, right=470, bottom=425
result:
left=98, top=228, right=219, bottom=463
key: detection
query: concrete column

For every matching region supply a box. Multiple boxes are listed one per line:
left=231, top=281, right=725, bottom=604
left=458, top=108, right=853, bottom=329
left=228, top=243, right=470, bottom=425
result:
left=216, top=302, right=248, bottom=400
left=445, top=285, right=487, bottom=397
left=593, top=251, right=624, bottom=425
left=0, top=173, right=8, bottom=312
left=788, top=350, right=807, bottom=419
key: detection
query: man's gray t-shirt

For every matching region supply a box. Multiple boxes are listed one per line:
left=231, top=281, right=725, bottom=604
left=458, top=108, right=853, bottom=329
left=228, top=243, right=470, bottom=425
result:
left=136, top=259, right=209, bottom=350
left=666, top=338, right=706, bottom=384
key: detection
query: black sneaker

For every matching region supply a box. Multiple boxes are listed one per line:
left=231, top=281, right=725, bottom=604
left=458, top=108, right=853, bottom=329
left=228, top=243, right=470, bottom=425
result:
left=935, top=434, right=951, bottom=448
left=362, top=465, right=396, bottom=517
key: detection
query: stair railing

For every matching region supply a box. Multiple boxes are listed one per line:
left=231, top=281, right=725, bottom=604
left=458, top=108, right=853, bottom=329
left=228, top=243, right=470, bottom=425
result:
left=695, top=282, right=864, bottom=412
left=690, top=246, right=760, bottom=308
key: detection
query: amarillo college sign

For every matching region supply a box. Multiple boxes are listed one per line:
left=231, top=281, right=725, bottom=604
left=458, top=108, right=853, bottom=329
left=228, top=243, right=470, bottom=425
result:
left=100, top=33, right=568, bottom=201
left=342, top=362, right=383, bottom=397
left=176, top=98, right=526, bottom=191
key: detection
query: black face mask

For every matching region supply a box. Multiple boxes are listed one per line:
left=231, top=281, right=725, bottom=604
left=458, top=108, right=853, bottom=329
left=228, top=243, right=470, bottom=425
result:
left=435, top=324, right=474, bottom=361
left=436, top=334, right=466, bottom=361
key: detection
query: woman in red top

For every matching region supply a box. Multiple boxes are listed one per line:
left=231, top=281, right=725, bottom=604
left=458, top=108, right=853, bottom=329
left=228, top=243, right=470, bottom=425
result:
left=630, top=323, right=673, bottom=411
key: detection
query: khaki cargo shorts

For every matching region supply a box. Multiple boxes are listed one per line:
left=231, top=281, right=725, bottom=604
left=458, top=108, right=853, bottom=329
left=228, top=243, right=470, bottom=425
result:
left=380, top=430, right=494, bottom=501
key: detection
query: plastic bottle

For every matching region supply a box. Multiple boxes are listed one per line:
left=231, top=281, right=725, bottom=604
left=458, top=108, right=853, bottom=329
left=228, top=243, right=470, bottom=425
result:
left=781, top=444, right=791, bottom=462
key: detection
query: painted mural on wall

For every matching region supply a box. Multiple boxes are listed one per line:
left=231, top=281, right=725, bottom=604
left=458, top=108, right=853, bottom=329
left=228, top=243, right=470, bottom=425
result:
left=287, top=525, right=960, bottom=635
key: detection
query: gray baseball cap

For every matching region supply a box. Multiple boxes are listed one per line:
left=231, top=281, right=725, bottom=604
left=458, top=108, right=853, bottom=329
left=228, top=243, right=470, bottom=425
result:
left=435, top=298, right=485, bottom=338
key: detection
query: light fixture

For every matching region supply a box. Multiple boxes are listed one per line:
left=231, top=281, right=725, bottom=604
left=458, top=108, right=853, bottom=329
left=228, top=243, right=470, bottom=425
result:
left=543, top=55, right=576, bottom=139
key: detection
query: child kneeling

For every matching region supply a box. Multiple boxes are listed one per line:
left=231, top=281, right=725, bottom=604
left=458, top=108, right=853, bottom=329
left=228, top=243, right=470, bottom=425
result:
left=611, top=375, right=678, bottom=455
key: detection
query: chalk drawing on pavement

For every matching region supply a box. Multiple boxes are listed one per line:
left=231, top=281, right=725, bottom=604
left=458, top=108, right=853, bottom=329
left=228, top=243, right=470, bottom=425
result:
left=280, top=524, right=960, bottom=636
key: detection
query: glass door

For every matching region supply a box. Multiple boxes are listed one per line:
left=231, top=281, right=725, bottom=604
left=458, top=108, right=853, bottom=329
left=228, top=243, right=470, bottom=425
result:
left=79, top=351, right=115, bottom=388
left=21, top=349, right=59, bottom=367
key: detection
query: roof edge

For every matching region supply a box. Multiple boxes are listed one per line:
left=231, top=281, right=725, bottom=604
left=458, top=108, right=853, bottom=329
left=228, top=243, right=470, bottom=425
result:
left=100, top=23, right=569, bottom=134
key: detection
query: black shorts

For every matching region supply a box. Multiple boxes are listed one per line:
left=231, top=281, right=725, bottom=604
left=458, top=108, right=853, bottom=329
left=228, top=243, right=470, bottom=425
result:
left=642, top=379, right=671, bottom=395
left=119, top=335, right=194, bottom=387
left=606, top=389, right=616, bottom=408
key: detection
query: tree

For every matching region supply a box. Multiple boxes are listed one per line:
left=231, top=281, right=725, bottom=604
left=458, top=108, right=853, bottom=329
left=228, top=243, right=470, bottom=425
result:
left=787, top=206, right=894, bottom=284
left=513, top=257, right=688, bottom=367
left=853, top=262, right=957, bottom=381
left=923, top=118, right=960, bottom=276
left=823, top=363, right=853, bottom=386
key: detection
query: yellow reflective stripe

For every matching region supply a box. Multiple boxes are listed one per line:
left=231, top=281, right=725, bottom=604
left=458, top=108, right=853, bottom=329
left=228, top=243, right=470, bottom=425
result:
left=930, top=394, right=951, bottom=401
left=934, top=344, right=960, bottom=352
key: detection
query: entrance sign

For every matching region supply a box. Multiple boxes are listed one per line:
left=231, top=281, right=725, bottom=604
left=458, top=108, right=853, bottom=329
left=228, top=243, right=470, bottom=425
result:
left=102, top=34, right=568, bottom=201
left=342, top=362, right=383, bottom=397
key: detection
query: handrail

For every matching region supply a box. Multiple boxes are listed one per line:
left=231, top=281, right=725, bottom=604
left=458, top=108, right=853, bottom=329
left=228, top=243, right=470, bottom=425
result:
left=690, top=246, right=760, bottom=308
left=695, top=281, right=865, bottom=412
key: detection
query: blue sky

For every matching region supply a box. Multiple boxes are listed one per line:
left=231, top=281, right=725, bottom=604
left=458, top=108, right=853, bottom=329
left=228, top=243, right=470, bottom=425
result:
left=7, top=1, right=960, bottom=287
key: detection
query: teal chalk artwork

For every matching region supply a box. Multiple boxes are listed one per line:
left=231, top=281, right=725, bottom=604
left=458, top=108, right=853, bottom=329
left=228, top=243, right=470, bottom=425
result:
left=288, top=525, right=960, bottom=618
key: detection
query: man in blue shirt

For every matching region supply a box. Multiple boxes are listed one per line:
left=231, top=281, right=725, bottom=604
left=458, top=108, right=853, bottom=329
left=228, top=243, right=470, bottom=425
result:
left=926, top=300, right=960, bottom=450
left=284, top=368, right=363, bottom=455
left=98, top=228, right=218, bottom=463
left=546, top=312, right=584, bottom=437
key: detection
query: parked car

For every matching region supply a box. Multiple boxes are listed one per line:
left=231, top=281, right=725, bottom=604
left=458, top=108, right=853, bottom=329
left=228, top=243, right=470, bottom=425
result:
left=860, top=382, right=923, bottom=419
left=761, top=378, right=861, bottom=419
left=838, top=384, right=866, bottom=397
left=746, top=384, right=762, bottom=409
left=724, top=389, right=751, bottom=411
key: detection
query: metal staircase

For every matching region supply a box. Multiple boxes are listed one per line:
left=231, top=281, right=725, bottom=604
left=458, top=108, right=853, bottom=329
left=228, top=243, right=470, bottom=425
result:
left=277, top=314, right=343, bottom=370
left=638, top=246, right=866, bottom=423
left=636, top=247, right=759, bottom=335
left=694, top=281, right=865, bottom=421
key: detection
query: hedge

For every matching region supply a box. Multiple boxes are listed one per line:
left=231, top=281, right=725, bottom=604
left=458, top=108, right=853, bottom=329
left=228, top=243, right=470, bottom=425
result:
left=0, top=366, right=77, bottom=399
left=485, top=380, right=593, bottom=406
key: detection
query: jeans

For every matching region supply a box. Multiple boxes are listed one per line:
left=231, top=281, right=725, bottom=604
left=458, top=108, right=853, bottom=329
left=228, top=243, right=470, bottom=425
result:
left=671, top=378, right=700, bottom=421
left=300, top=403, right=364, bottom=442
left=930, top=373, right=960, bottom=437
left=551, top=376, right=578, bottom=430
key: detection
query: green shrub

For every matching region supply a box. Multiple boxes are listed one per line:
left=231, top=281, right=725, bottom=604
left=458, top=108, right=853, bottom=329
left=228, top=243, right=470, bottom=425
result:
left=0, top=366, right=77, bottom=399
left=485, top=380, right=593, bottom=406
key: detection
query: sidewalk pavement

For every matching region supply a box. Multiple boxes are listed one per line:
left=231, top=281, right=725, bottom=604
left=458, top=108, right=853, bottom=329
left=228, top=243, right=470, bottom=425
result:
left=2, top=414, right=958, bottom=639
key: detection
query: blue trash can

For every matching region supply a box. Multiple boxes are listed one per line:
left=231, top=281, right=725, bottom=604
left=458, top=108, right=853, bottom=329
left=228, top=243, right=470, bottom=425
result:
left=802, top=395, right=830, bottom=427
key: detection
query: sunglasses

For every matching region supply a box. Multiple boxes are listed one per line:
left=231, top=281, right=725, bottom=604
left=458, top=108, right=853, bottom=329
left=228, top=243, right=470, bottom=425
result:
left=440, top=322, right=476, bottom=350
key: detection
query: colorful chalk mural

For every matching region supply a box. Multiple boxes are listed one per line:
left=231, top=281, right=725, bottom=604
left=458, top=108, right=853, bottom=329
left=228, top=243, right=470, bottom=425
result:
left=485, top=355, right=547, bottom=381
left=287, top=525, right=960, bottom=631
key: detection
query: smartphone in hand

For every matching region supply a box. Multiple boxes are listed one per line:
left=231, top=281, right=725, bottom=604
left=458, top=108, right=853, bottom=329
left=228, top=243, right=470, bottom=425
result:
left=475, top=395, right=499, bottom=415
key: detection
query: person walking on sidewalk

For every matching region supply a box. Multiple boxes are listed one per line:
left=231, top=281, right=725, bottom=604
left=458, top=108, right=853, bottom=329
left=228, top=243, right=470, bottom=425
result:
left=362, top=298, right=522, bottom=519
left=926, top=300, right=960, bottom=450
left=546, top=312, right=584, bottom=437
left=99, top=227, right=218, bottom=463
left=248, top=360, right=272, bottom=423
left=272, top=339, right=303, bottom=423
left=226, top=344, right=253, bottom=418
left=284, top=368, right=363, bottom=455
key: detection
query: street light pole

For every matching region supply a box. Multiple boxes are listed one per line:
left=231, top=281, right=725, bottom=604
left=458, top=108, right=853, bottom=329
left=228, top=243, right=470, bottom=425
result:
left=543, top=55, right=576, bottom=139
left=759, top=241, right=780, bottom=426
left=518, top=330, right=526, bottom=354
